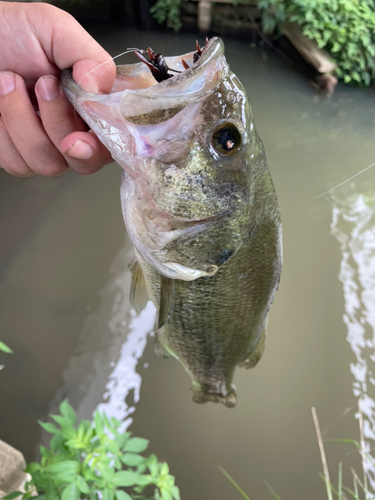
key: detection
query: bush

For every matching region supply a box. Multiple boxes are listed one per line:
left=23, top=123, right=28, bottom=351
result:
left=258, top=0, right=375, bottom=86
left=4, top=400, right=180, bottom=500
left=150, top=0, right=182, bottom=32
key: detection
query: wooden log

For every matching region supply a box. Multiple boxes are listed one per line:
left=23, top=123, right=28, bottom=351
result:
left=282, top=24, right=336, bottom=74
left=198, top=0, right=213, bottom=31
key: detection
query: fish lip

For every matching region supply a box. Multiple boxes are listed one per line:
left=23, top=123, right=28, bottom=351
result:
left=124, top=37, right=225, bottom=95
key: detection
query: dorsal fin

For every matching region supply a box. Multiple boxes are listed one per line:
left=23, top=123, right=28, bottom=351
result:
left=129, top=258, right=148, bottom=312
left=158, top=275, right=175, bottom=329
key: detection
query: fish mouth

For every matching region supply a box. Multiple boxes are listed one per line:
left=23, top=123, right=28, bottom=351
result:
left=112, top=37, right=226, bottom=124
left=62, top=37, right=226, bottom=126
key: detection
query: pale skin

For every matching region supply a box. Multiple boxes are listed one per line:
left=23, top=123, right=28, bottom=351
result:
left=0, top=1, right=116, bottom=177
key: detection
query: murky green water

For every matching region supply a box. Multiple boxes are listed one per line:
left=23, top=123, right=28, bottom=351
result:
left=2, top=26, right=375, bottom=499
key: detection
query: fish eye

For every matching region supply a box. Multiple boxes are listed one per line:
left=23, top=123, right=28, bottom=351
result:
left=212, top=123, right=241, bottom=156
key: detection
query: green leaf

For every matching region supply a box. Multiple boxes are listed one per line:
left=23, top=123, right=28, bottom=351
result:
left=38, top=421, right=59, bottom=435
left=113, top=471, right=143, bottom=487
left=50, top=414, right=74, bottom=428
left=218, top=466, right=251, bottom=500
left=124, top=438, right=149, bottom=453
left=160, top=490, right=172, bottom=500
left=25, top=462, right=40, bottom=474
left=115, top=491, right=132, bottom=500
left=0, top=341, right=13, bottom=353
left=50, top=433, right=65, bottom=452
left=111, top=417, right=121, bottom=428
left=171, top=485, right=180, bottom=500
left=45, top=482, right=60, bottom=500
left=117, top=432, right=131, bottom=450
left=43, top=460, right=80, bottom=483
left=121, top=453, right=144, bottom=467
left=94, top=411, right=103, bottom=435
left=76, top=476, right=90, bottom=494
left=2, top=492, right=23, bottom=499
left=102, top=490, right=114, bottom=500
left=59, top=400, right=77, bottom=426
left=61, top=482, right=79, bottom=500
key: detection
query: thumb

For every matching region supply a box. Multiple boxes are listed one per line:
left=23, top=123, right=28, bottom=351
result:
left=72, top=57, right=116, bottom=94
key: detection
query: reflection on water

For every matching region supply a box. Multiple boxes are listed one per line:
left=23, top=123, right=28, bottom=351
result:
left=331, top=189, right=375, bottom=489
left=48, top=242, right=156, bottom=432
left=97, top=302, right=155, bottom=431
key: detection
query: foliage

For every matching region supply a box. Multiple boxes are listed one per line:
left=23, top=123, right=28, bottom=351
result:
left=3, top=400, right=180, bottom=500
left=258, top=0, right=375, bottom=86
left=0, top=341, right=12, bottom=371
left=150, top=0, right=182, bottom=32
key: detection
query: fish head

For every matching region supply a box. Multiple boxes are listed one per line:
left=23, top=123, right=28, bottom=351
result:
left=62, top=38, right=264, bottom=281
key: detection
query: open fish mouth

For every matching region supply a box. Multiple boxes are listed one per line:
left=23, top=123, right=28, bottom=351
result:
left=61, top=37, right=238, bottom=282
left=62, top=37, right=226, bottom=133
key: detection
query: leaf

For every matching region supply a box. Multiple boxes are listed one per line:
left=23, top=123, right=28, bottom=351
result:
left=160, top=490, right=172, bottom=500
left=113, top=471, right=144, bottom=487
left=51, top=414, right=74, bottom=428
left=94, top=411, right=103, bottom=436
left=117, top=432, right=131, bottom=450
left=115, top=491, right=132, bottom=500
left=0, top=341, right=13, bottom=353
left=25, top=462, right=40, bottom=474
left=102, top=490, right=114, bottom=500
left=218, top=466, right=251, bottom=500
left=38, top=421, right=59, bottom=434
left=121, top=453, right=145, bottom=467
left=171, top=485, right=180, bottom=500
left=45, top=482, right=60, bottom=500
left=76, top=476, right=90, bottom=494
left=2, top=492, right=24, bottom=499
left=59, top=400, right=77, bottom=426
left=111, top=417, right=121, bottom=428
left=50, top=433, right=65, bottom=452
left=43, top=460, right=80, bottom=483
left=61, top=482, right=79, bottom=500
left=124, top=438, right=149, bottom=453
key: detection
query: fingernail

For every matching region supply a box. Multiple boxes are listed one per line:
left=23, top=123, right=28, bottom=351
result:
left=80, top=76, right=99, bottom=94
left=66, top=140, right=93, bottom=160
left=0, top=72, right=15, bottom=96
left=38, top=76, right=61, bottom=101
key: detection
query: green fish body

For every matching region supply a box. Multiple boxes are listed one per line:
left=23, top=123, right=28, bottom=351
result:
left=62, top=38, right=282, bottom=407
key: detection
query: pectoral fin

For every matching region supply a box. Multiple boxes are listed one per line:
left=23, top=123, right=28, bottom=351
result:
left=158, top=276, right=175, bottom=329
left=129, top=258, right=148, bottom=312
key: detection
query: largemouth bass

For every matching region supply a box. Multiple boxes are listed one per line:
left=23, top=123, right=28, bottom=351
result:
left=62, top=38, right=282, bottom=407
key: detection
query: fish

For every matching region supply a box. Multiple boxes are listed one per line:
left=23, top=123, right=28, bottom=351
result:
left=62, top=37, right=282, bottom=407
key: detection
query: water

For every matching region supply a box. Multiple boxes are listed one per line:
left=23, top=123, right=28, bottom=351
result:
left=1, top=26, right=375, bottom=499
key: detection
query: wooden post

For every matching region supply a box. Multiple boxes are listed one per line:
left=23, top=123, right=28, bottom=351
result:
left=198, top=0, right=213, bottom=32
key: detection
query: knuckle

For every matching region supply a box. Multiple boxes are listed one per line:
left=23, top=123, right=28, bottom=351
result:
left=34, top=158, right=68, bottom=177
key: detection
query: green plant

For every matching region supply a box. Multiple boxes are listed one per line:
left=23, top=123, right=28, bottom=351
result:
left=219, top=405, right=375, bottom=500
left=3, top=400, right=180, bottom=500
left=150, top=0, right=182, bottom=32
left=0, top=341, right=13, bottom=370
left=258, top=0, right=375, bottom=86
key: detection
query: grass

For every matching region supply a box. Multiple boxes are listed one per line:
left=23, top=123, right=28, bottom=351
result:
left=219, top=400, right=375, bottom=500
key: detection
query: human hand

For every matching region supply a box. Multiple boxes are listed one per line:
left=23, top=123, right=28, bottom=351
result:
left=0, top=1, right=116, bottom=177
